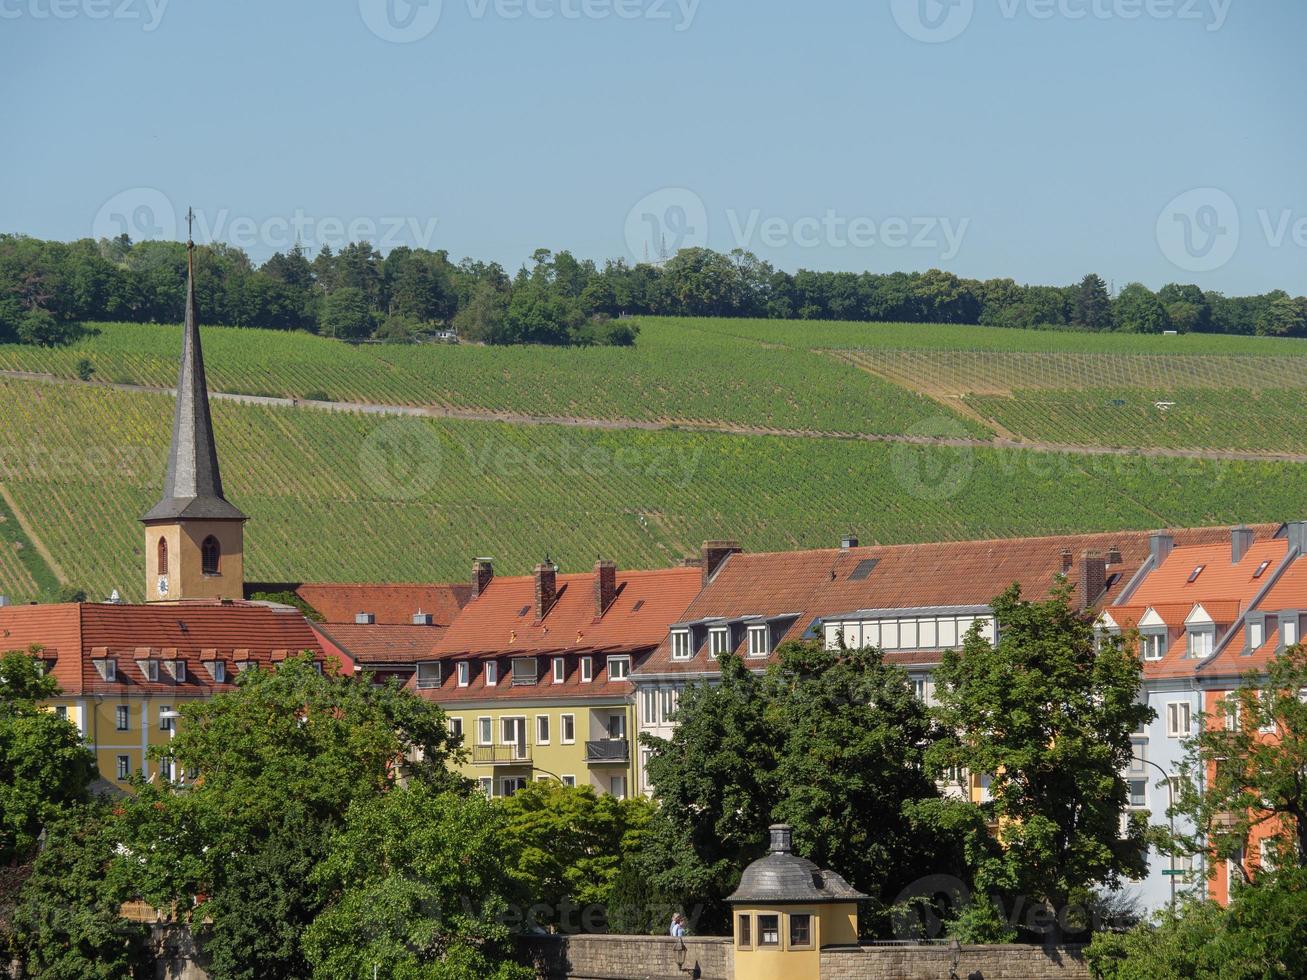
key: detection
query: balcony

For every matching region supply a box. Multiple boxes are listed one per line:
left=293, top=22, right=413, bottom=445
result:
left=585, top=738, right=629, bottom=764
left=472, top=745, right=532, bottom=766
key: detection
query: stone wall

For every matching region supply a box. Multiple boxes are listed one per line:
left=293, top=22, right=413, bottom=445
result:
left=820, top=943, right=1090, bottom=980
left=521, top=934, right=735, bottom=980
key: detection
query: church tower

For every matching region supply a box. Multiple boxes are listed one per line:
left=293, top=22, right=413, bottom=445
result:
left=141, top=216, right=247, bottom=603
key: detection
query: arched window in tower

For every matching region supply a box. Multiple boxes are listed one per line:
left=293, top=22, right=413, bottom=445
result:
left=201, top=536, right=221, bottom=575
left=157, top=538, right=168, bottom=575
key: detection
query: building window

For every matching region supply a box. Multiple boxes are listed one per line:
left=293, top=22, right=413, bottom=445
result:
left=477, top=717, right=493, bottom=746
left=201, top=536, right=221, bottom=575
left=561, top=714, right=576, bottom=744
left=608, top=713, right=627, bottom=739
left=748, top=625, right=770, bottom=658
left=1141, top=633, right=1166, bottom=661
left=511, top=657, right=538, bottom=685
left=758, top=914, right=780, bottom=946
left=610, top=775, right=626, bottom=799
left=1166, top=701, right=1191, bottom=738
left=1249, top=621, right=1265, bottom=649
left=116, top=755, right=130, bottom=780
left=448, top=717, right=463, bottom=741
left=1284, top=618, right=1299, bottom=647
left=159, top=757, right=173, bottom=782
left=141, top=659, right=159, bottom=682
left=561, top=775, right=576, bottom=787
left=641, top=747, right=653, bottom=791
left=173, top=660, right=186, bottom=682
left=485, top=661, right=498, bottom=686
left=101, top=659, right=117, bottom=682
left=580, top=656, right=593, bottom=683
left=416, top=662, right=441, bottom=689
left=709, top=628, right=729, bottom=658
left=157, top=537, right=168, bottom=575
left=641, top=688, right=656, bottom=725
left=116, top=705, right=130, bottom=731
left=457, top=661, right=470, bottom=687
left=552, top=657, right=566, bottom=684
left=609, top=656, right=630, bottom=681
left=1127, top=779, right=1148, bottom=809
left=1189, top=630, right=1214, bottom=659
left=789, top=913, right=813, bottom=949
left=477, top=777, right=492, bottom=798
left=213, top=660, right=226, bottom=683
left=159, top=706, right=173, bottom=731
left=737, top=914, right=752, bottom=949
left=536, top=715, right=550, bottom=744
left=659, top=687, right=679, bottom=724
left=54, top=705, right=67, bottom=721
left=671, top=630, right=692, bottom=660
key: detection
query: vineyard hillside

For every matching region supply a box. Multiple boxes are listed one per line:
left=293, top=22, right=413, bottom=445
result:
left=0, top=377, right=1305, bottom=603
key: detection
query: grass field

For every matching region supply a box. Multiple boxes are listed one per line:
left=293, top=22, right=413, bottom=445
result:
left=0, top=377, right=1304, bottom=603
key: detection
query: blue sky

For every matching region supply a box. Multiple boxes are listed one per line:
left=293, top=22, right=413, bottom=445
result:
left=1, top=0, right=1303, bottom=295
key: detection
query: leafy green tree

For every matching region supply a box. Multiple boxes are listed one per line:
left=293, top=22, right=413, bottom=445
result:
left=927, top=584, right=1152, bottom=942
left=1255, top=291, right=1307, bottom=338
left=118, top=656, right=466, bottom=979
left=452, top=280, right=510, bottom=343
left=640, top=652, right=774, bottom=931
left=1073, top=274, right=1113, bottom=330
left=1113, top=283, right=1170, bottom=333
left=318, top=286, right=374, bottom=340
left=303, top=783, right=531, bottom=980
left=1086, top=867, right=1307, bottom=980
left=13, top=805, right=151, bottom=979
left=1170, top=646, right=1307, bottom=876
left=496, top=781, right=652, bottom=931
left=0, top=648, right=97, bottom=865
left=765, top=642, right=958, bottom=933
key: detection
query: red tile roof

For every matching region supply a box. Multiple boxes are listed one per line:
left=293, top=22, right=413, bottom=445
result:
left=415, top=565, right=701, bottom=703
left=0, top=601, right=349, bottom=696
left=1124, top=539, right=1288, bottom=607
left=311, top=623, right=443, bottom=665
left=637, top=525, right=1280, bottom=676
left=1200, top=551, right=1307, bottom=678
left=290, top=583, right=471, bottom=626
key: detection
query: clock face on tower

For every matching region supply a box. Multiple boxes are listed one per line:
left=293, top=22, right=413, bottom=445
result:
left=157, top=576, right=169, bottom=596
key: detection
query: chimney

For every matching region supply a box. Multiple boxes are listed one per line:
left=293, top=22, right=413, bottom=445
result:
left=1150, top=531, right=1174, bottom=566
left=701, top=540, right=742, bottom=586
left=1078, top=551, right=1108, bottom=610
left=841, top=533, right=859, bottom=550
left=1060, top=548, right=1074, bottom=574
left=1231, top=525, right=1254, bottom=564
left=534, top=560, right=557, bottom=620
left=1285, top=522, right=1307, bottom=555
left=594, top=559, right=617, bottom=618
left=768, top=824, right=793, bottom=855
left=472, top=558, right=494, bottom=599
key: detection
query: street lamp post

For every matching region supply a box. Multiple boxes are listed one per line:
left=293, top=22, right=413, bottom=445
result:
left=1132, top=754, right=1177, bottom=912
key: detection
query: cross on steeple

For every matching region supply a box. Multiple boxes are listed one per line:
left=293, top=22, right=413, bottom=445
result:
left=186, top=206, right=195, bottom=248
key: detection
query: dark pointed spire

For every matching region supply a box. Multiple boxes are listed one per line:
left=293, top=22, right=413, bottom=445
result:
left=142, top=213, right=245, bottom=524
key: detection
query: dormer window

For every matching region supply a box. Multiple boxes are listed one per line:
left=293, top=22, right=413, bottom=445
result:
left=1283, top=617, right=1299, bottom=647
left=201, top=536, right=221, bottom=576
left=416, top=662, right=441, bottom=690
left=485, top=661, right=498, bottom=687
left=709, top=627, right=730, bottom=659
left=1140, top=633, right=1167, bottom=662
left=1249, top=620, right=1265, bottom=650
left=511, top=657, right=538, bottom=686
left=213, top=660, right=226, bottom=683
left=747, top=625, right=770, bottom=658
left=552, top=657, right=566, bottom=684
left=93, top=658, right=117, bottom=682
left=173, top=660, right=186, bottom=682
left=671, top=630, right=692, bottom=661
left=1188, top=629, right=1214, bottom=659
left=580, top=656, right=593, bottom=683
left=609, top=656, right=630, bottom=681
left=457, top=661, right=470, bottom=687
left=139, top=659, right=159, bottom=682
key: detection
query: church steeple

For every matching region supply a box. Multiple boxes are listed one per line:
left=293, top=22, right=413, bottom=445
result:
left=141, top=211, right=246, bottom=603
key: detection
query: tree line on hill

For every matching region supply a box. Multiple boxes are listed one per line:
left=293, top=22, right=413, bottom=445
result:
left=2, top=232, right=1306, bottom=348
left=4, top=585, right=1305, bottom=977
